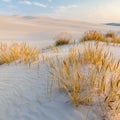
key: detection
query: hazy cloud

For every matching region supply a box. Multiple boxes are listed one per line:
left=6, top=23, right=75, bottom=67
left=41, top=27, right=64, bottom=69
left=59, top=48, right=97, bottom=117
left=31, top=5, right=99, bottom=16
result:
left=1, top=0, right=11, bottom=2
left=7, top=4, right=17, bottom=9
left=20, top=0, right=47, bottom=8
left=33, top=2, right=47, bottom=8
left=56, top=5, right=78, bottom=12
left=48, top=0, right=52, bottom=2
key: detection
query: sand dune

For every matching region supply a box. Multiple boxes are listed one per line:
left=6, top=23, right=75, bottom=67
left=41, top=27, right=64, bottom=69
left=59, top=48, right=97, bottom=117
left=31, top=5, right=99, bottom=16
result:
left=0, top=42, right=119, bottom=120
left=0, top=62, right=100, bottom=120
left=106, top=23, right=120, bottom=26
left=0, top=16, right=120, bottom=47
left=0, top=52, right=101, bottom=120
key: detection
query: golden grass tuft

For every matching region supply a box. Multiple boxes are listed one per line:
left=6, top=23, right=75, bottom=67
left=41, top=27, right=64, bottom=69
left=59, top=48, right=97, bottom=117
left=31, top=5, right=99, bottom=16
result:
left=81, top=30, right=103, bottom=42
left=81, top=30, right=120, bottom=45
left=49, top=42, right=120, bottom=119
left=104, top=31, right=116, bottom=38
left=55, top=32, right=71, bottom=46
left=0, top=42, right=39, bottom=65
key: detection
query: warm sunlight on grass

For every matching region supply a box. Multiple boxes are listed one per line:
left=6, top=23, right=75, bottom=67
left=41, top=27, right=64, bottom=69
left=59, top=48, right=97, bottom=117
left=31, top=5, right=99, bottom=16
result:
left=0, top=31, right=119, bottom=120
left=104, top=31, right=116, bottom=38
left=81, top=30, right=103, bottom=42
left=0, top=42, right=39, bottom=65
left=49, top=42, right=120, bottom=120
left=80, top=30, right=120, bottom=45
left=55, top=32, right=71, bottom=46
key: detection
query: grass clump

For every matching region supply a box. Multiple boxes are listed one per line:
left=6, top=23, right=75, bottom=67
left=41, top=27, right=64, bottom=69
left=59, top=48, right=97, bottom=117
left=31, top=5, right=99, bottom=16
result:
left=0, top=42, right=39, bottom=65
left=103, top=31, right=120, bottom=44
left=49, top=42, right=120, bottom=119
left=55, top=32, right=71, bottom=46
left=81, top=30, right=120, bottom=45
left=81, top=30, right=103, bottom=42
left=104, top=31, right=116, bottom=38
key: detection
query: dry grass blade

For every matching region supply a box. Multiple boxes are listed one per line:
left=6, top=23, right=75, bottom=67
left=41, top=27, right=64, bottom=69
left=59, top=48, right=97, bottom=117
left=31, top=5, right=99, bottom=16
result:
left=0, top=42, right=39, bottom=65
left=48, top=42, right=120, bottom=119
left=55, top=32, right=71, bottom=46
left=80, top=30, right=120, bottom=45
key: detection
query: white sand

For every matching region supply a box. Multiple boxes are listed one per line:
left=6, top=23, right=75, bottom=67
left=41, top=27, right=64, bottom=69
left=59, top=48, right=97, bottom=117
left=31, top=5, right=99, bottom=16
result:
left=0, top=62, right=101, bottom=120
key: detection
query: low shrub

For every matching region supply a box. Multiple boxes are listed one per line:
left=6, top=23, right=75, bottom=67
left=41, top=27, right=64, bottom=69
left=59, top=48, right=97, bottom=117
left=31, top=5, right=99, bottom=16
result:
left=104, top=31, right=116, bottom=38
left=49, top=42, right=120, bottom=119
left=81, top=30, right=103, bottom=42
left=81, top=30, right=120, bottom=45
left=55, top=32, right=71, bottom=46
left=0, top=42, right=39, bottom=65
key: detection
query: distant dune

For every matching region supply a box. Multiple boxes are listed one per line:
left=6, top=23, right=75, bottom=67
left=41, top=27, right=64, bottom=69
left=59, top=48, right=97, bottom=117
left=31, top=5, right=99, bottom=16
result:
left=0, top=16, right=120, bottom=47
left=105, top=23, right=120, bottom=26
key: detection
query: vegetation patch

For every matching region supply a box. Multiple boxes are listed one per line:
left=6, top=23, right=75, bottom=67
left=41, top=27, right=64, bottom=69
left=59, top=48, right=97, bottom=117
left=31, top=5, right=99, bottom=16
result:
left=104, top=31, right=116, bottom=38
left=49, top=42, right=120, bottom=120
left=0, top=42, right=39, bottom=65
left=81, top=30, right=103, bottom=42
left=55, top=32, right=71, bottom=46
left=81, top=30, right=120, bottom=45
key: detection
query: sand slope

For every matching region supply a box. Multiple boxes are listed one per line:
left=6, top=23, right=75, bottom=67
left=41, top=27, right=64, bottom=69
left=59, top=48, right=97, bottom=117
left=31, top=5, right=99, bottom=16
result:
left=0, top=63, right=101, bottom=120
left=0, top=42, right=119, bottom=120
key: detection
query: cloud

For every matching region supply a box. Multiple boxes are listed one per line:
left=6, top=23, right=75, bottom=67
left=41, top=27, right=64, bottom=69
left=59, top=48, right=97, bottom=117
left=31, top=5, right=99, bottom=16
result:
left=48, top=0, right=52, bottom=2
left=20, top=0, right=47, bottom=8
left=33, top=2, right=47, bottom=8
left=47, top=4, right=81, bottom=21
left=1, top=0, right=11, bottom=2
left=22, top=0, right=31, bottom=5
left=0, top=10, right=17, bottom=15
left=56, top=5, right=78, bottom=12
left=7, top=4, right=17, bottom=9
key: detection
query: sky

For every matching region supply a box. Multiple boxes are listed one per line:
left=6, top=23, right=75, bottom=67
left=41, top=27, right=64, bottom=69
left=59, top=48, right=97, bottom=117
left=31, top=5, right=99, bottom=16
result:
left=0, top=0, right=120, bottom=23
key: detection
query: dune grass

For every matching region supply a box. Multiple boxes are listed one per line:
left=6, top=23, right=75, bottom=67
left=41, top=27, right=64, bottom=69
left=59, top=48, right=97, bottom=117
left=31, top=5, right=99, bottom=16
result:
left=80, top=30, right=120, bottom=45
left=0, top=31, right=119, bottom=119
left=80, top=30, right=103, bottom=42
left=55, top=32, right=71, bottom=46
left=0, top=42, right=39, bottom=65
left=49, top=42, right=120, bottom=120
left=104, top=31, right=116, bottom=38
